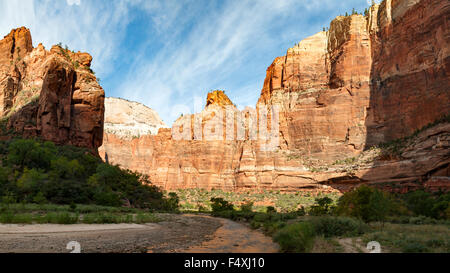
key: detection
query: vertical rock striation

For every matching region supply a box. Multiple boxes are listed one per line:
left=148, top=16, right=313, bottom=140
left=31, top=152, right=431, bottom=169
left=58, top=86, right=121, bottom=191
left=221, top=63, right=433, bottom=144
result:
left=0, top=27, right=105, bottom=151
left=101, top=0, right=449, bottom=192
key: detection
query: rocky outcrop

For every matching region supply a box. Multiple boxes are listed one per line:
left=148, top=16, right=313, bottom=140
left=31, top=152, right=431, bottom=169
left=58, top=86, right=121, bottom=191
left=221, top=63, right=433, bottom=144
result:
left=0, top=27, right=105, bottom=150
left=101, top=0, right=449, bottom=192
left=206, top=90, right=235, bottom=107
left=102, top=97, right=167, bottom=139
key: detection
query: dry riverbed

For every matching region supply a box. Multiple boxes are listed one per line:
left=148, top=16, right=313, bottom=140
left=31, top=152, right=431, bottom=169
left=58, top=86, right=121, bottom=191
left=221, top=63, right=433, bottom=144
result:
left=0, top=214, right=278, bottom=253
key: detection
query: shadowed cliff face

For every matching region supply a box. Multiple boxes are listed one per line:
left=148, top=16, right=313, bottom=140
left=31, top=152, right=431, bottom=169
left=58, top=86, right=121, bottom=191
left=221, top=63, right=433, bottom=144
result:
left=100, top=0, right=449, bottom=193
left=0, top=27, right=105, bottom=151
left=366, top=0, right=450, bottom=145
left=358, top=0, right=450, bottom=192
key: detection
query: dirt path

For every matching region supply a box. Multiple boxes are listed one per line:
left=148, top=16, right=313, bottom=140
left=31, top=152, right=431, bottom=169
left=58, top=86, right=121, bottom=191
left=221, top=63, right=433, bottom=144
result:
left=0, top=214, right=278, bottom=253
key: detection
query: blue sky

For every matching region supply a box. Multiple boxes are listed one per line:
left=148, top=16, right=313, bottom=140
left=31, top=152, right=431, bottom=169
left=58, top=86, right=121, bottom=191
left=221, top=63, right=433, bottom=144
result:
left=0, top=0, right=375, bottom=125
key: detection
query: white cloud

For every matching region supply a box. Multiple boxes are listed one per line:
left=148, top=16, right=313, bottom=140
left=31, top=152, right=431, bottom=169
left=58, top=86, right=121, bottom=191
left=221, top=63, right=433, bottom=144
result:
left=118, top=0, right=334, bottom=124
left=0, top=0, right=371, bottom=125
left=0, top=0, right=135, bottom=75
left=66, top=0, right=81, bottom=6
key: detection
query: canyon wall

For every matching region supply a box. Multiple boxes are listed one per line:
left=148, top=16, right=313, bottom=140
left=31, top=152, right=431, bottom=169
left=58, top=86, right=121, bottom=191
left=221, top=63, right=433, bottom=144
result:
left=100, top=0, right=449, bottom=192
left=366, top=0, right=450, bottom=145
left=0, top=27, right=105, bottom=150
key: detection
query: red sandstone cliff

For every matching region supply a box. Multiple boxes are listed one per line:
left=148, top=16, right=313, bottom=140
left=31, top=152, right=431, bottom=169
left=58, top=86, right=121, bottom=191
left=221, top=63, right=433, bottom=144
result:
left=0, top=27, right=105, bottom=150
left=100, top=0, right=449, bottom=192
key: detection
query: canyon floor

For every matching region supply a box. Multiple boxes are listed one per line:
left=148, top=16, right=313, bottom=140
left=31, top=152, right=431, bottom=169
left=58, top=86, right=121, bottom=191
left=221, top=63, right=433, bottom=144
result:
left=0, top=214, right=278, bottom=253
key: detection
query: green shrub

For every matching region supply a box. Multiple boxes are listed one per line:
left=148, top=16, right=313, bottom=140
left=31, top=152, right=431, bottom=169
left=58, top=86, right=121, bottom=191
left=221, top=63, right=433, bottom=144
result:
left=402, top=190, right=450, bottom=219
left=296, top=207, right=306, bottom=216
left=166, top=192, right=180, bottom=211
left=336, top=185, right=397, bottom=223
left=7, top=139, right=56, bottom=170
left=262, top=221, right=286, bottom=236
left=250, top=220, right=262, bottom=229
left=253, top=212, right=271, bottom=222
left=273, top=222, right=315, bottom=253
left=240, top=201, right=253, bottom=212
left=308, top=197, right=335, bottom=216
left=310, top=216, right=368, bottom=237
left=16, top=168, right=48, bottom=202
left=82, top=213, right=118, bottom=224
left=33, top=192, right=47, bottom=204
left=402, top=241, right=429, bottom=253
left=210, top=198, right=234, bottom=213
left=408, top=216, right=436, bottom=225
left=93, top=191, right=122, bottom=207
left=135, top=213, right=159, bottom=224
left=50, top=157, right=85, bottom=179
left=402, top=190, right=435, bottom=217
left=0, top=138, right=177, bottom=211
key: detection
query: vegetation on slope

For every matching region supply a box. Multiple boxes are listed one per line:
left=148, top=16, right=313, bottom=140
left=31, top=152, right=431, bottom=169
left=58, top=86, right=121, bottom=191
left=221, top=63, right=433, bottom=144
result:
left=0, top=138, right=179, bottom=212
left=207, top=185, right=450, bottom=253
left=175, top=188, right=341, bottom=213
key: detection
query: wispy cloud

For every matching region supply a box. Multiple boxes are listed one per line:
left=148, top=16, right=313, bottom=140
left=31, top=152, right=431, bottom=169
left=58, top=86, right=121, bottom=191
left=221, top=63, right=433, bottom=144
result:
left=118, top=0, right=370, bottom=124
left=0, top=0, right=135, bottom=74
left=0, top=0, right=371, bottom=125
left=66, top=0, right=81, bottom=6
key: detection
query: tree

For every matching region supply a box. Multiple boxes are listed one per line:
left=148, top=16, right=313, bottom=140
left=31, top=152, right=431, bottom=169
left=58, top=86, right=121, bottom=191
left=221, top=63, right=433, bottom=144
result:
left=309, top=197, right=335, bottom=216
left=210, top=197, right=234, bottom=213
left=7, top=139, right=55, bottom=171
left=336, top=185, right=396, bottom=223
left=364, top=8, right=369, bottom=16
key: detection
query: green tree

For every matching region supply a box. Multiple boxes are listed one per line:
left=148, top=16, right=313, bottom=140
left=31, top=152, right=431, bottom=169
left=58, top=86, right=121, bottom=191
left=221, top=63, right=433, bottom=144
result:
left=336, top=185, right=396, bottom=223
left=210, top=197, right=234, bottom=213
left=403, top=190, right=435, bottom=217
left=309, top=197, right=335, bottom=216
left=50, top=157, right=85, bottom=179
left=16, top=168, right=48, bottom=202
left=7, top=139, right=55, bottom=170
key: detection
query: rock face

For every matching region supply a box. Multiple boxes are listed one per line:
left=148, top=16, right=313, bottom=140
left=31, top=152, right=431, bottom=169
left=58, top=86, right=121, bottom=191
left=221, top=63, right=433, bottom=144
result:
left=101, top=0, right=449, bottom=192
left=102, top=97, right=167, bottom=139
left=0, top=27, right=105, bottom=150
left=365, top=0, right=450, bottom=145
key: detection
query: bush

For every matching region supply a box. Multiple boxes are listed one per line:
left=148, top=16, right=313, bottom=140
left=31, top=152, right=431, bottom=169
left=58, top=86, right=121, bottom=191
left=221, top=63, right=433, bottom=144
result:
left=308, top=197, right=335, bottom=216
left=296, top=207, right=306, bottom=216
left=402, top=190, right=435, bottom=217
left=262, top=221, right=286, bottom=236
left=33, top=192, right=47, bottom=204
left=402, top=190, right=450, bottom=219
left=402, top=241, right=429, bottom=253
left=240, top=201, right=253, bottom=212
left=310, top=216, right=368, bottom=237
left=7, top=139, right=56, bottom=170
left=336, top=185, right=397, bottom=223
left=167, top=192, right=180, bottom=211
left=16, top=168, right=48, bottom=202
left=93, top=191, right=122, bottom=207
left=273, top=222, right=315, bottom=253
left=0, top=138, right=177, bottom=211
left=210, top=198, right=234, bottom=213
